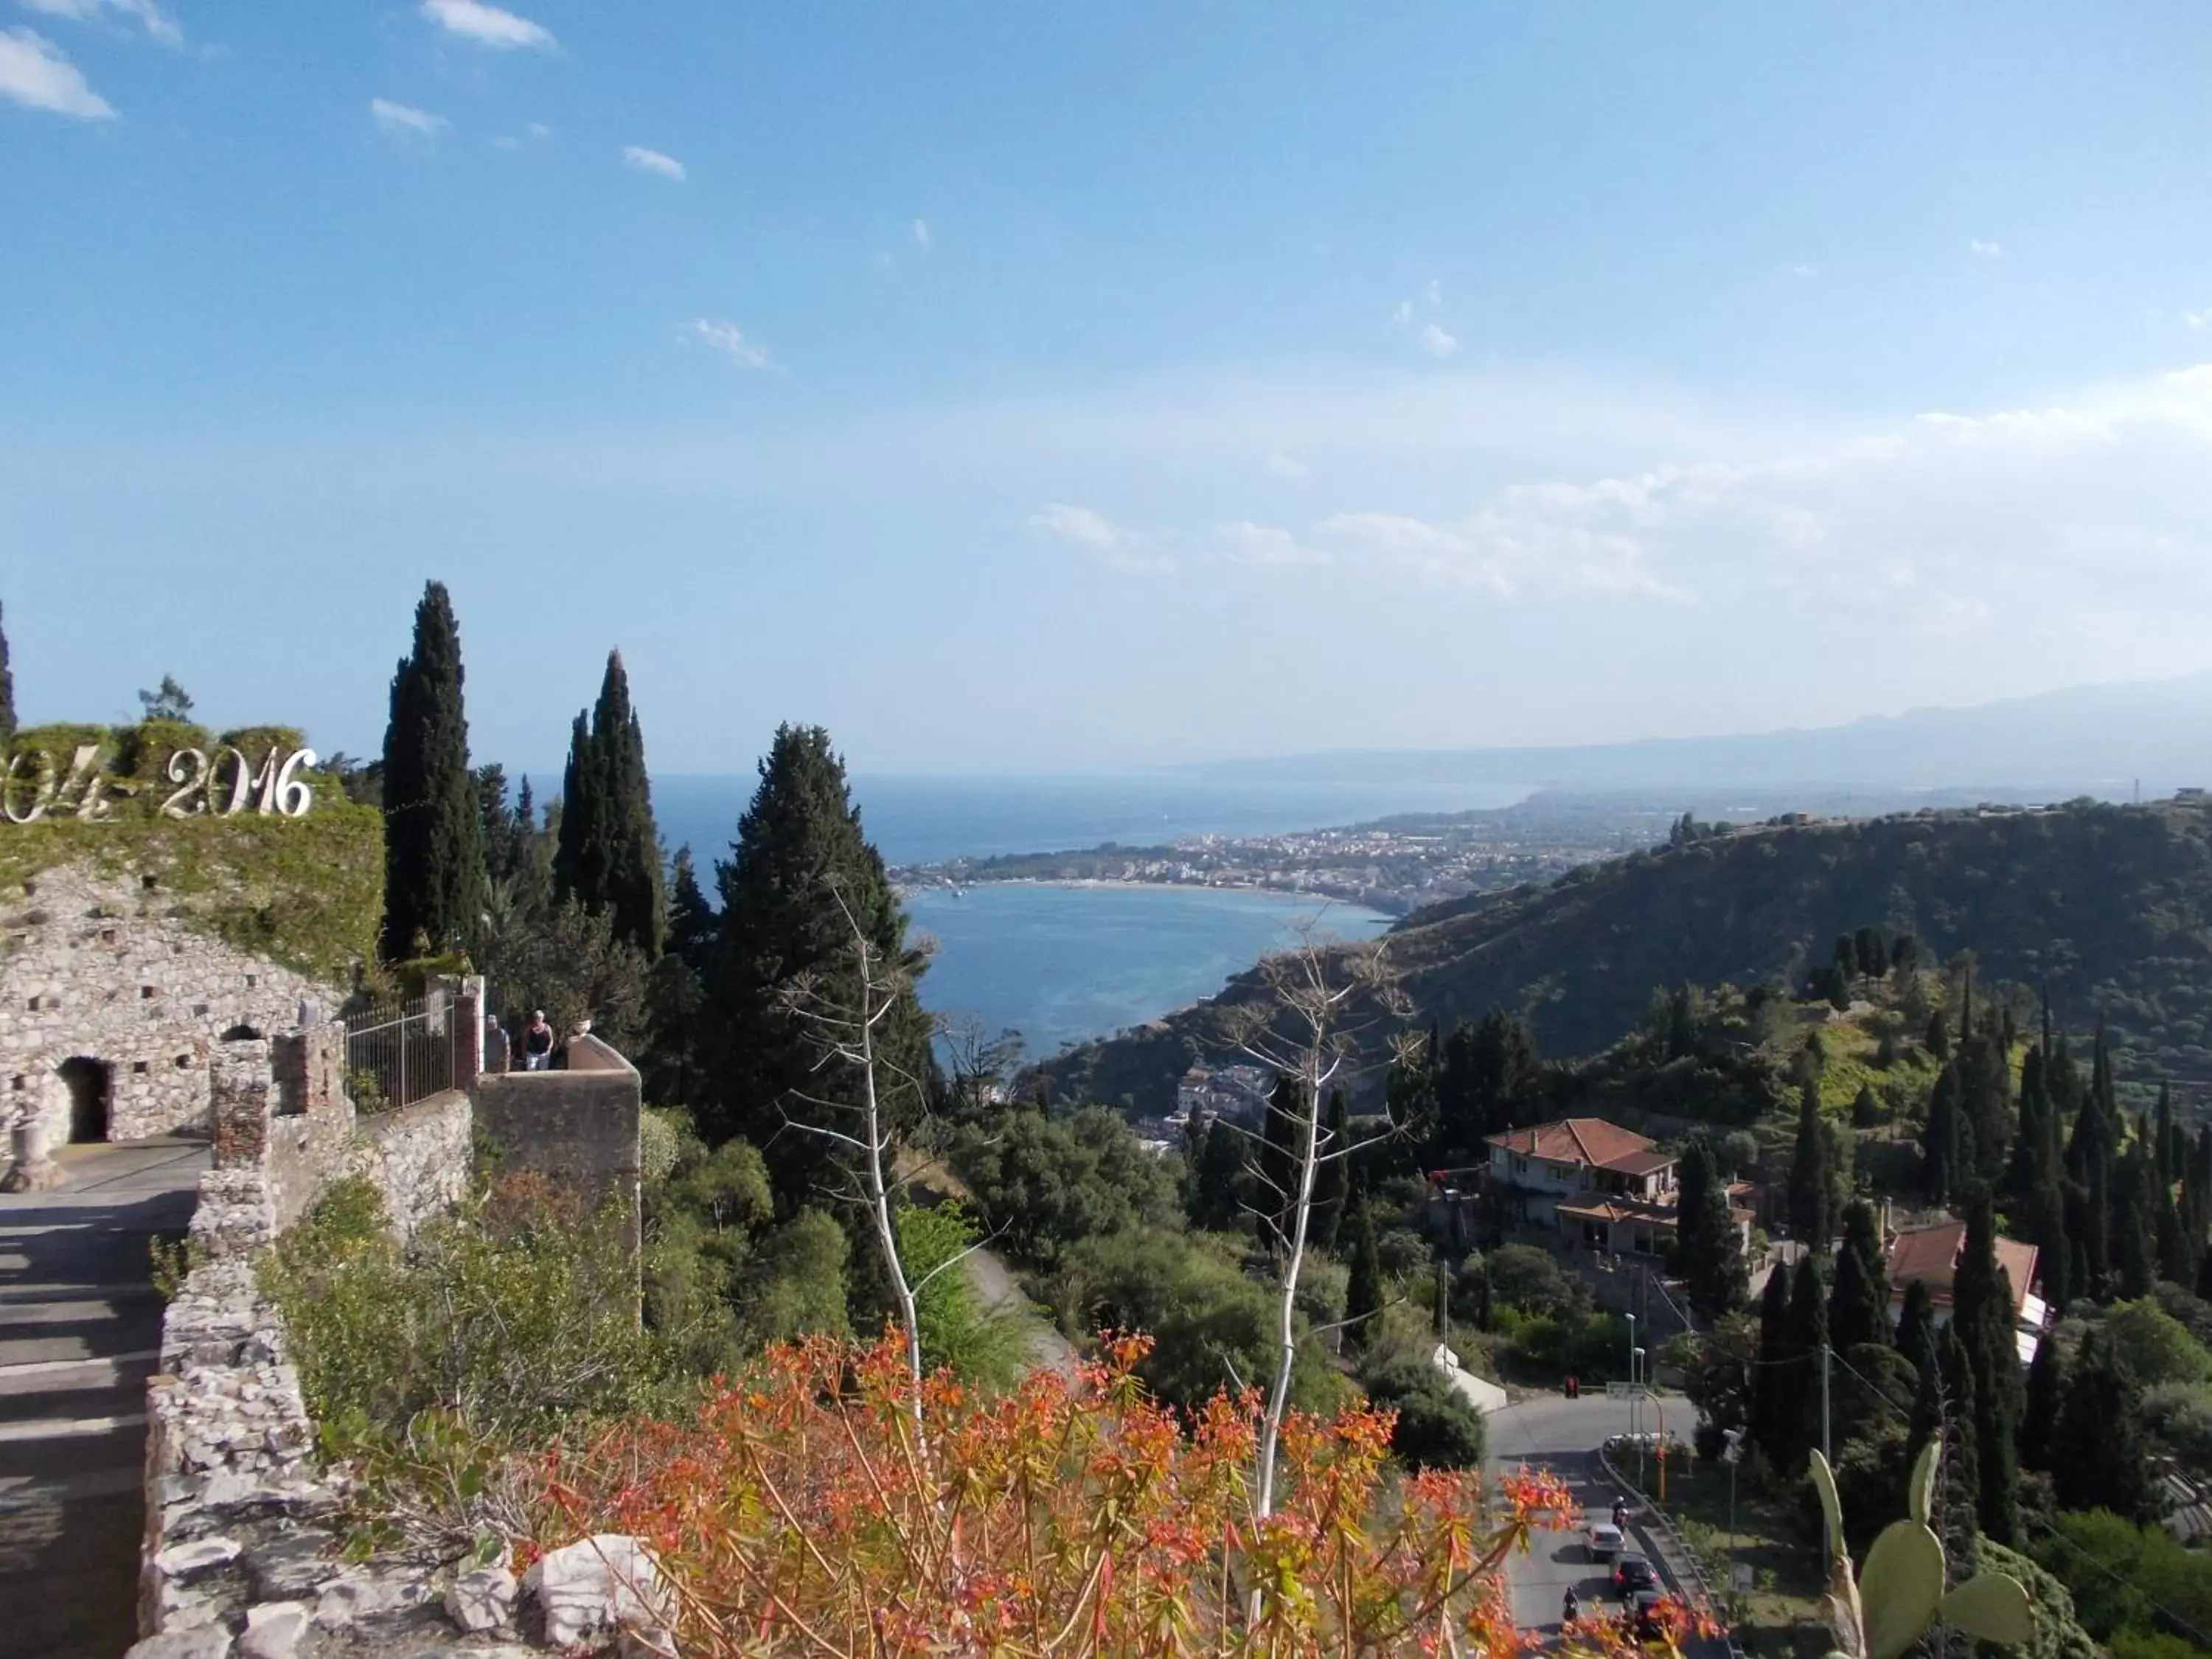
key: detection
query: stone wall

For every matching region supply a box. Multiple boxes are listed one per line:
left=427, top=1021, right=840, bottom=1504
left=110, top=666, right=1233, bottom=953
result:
left=1, top=863, right=333, bottom=1176
left=354, top=1091, right=473, bottom=1239
left=131, top=1034, right=655, bottom=1658
left=470, top=1038, right=643, bottom=1259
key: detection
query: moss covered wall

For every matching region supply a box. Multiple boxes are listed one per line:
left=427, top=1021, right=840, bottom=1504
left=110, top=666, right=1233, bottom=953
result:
left=4, top=726, right=383, bottom=984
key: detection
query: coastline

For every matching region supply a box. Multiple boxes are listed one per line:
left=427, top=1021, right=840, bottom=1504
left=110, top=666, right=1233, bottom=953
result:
left=900, top=874, right=1399, bottom=917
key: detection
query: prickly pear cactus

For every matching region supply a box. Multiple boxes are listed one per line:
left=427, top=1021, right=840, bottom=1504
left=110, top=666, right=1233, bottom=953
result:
left=1809, top=1436, right=2034, bottom=1659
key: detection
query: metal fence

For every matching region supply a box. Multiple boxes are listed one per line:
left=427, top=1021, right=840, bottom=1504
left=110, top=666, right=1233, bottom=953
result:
left=344, top=987, right=457, bottom=1113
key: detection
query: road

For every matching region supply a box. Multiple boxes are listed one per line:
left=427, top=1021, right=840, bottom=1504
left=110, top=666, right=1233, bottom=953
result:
left=1, top=1138, right=208, bottom=1659
left=1484, top=1388, right=1691, bottom=1638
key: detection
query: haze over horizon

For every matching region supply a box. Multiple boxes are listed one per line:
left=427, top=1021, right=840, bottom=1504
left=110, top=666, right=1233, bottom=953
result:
left=9, top=3, right=2212, bottom=773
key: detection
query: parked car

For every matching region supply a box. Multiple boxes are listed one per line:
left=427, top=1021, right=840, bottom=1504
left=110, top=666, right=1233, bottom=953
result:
left=1585, top=1523, right=1624, bottom=1562
left=1613, top=1554, right=1658, bottom=1599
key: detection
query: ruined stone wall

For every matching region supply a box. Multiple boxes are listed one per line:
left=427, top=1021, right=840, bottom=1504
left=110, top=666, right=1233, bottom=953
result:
left=353, top=1091, right=473, bottom=1239
left=470, top=1037, right=642, bottom=1258
left=0, top=863, right=334, bottom=1174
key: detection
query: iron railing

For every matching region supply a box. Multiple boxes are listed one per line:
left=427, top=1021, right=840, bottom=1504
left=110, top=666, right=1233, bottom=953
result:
left=344, top=987, right=457, bottom=1113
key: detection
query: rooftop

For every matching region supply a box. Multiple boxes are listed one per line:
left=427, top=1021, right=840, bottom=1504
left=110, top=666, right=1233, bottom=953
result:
left=1885, top=1220, right=2039, bottom=1318
left=1485, top=1117, right=1668, bottom=1175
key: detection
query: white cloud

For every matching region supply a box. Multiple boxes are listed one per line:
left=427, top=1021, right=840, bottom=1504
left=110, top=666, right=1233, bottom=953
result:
left=687, top=319, right=774, bottom=370
left=493, top=119, right=551, bottom=150
left=0, top=26, right=112, bottom=116
left=1425, top=278, right=1443, bottom=309
left=1389, top=299, right=1413, bottom=327
left=371, top=97, right=445, bottom=136
left=1791, top=264, right=1818, bottom=279
left=1186, top=364, right=2212, bottom=622
left=2185, top=310, right=2209, bottom=332
left=623, top=145, right=684, bottom=181
left=1028, top=504, right=1177, bottom=574
left=911, top=218, right=930, bottom=251
left=1419, top=323, right=1460, bottom=360
left=18, top=0, right=179, bottom=46
left=420, top=0, right=554, bottom=50
left=526, top=120, right=551, bottom=139
left=1970, top=238, right=2006, bottom=260
left=1264, top=451, right=1309, bottom=480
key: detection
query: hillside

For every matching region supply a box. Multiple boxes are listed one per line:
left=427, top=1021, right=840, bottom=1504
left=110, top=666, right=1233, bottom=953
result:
left=1043, top=799, right=2212, bottom=1116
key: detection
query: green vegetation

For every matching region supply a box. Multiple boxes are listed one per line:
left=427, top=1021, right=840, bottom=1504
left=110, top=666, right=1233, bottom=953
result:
left=0, top=777, right=383, bottom=984
left=553, top=650, right=664, bottom=958
left=0, top=599, right=13, bottom=755
left=1048, top=800, right=2212, bottom=1115
left=380, top=580, right=485, bottom=961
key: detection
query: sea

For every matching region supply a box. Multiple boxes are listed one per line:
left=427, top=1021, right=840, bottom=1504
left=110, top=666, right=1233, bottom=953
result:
left=653, top=772, right=1524, bottom=1055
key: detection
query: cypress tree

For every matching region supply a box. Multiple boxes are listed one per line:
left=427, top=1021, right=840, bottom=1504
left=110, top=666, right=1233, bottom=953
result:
left=703, top=724, right=931, bottom=1215
left=1778, top=1253, right=1829, bottom=1471
left=1896, top=1277, right=1936, bottom=1382
left=380, top=581, right=485, bottom=961
left=1189, top=1120, right=1245, bottom=1231
left=1829, top=1202, right=1891, bottom=1353
left=2006, top=1045, right=2051, bottom=1214
left=1922, top=1062, right=1964, bottom=1206
left=2111, top=1144, right=2158, bottom=1299
left=1343, top=1195, right=1382, bottom=1355
left=2018, top=1332, right=2062, bottom=1474
left=1925, top=1011, right=1952, bottom=1064
left=664, top=846, right=717, bottom=974
left=1952, top=1195, right=2020, bottom=1545
left=1258, top=1074, right=1304, bottom=1245
left=1309, top=1089, right=1351, bottom=1253
left=1750, top=1262, right=1794, bottom=1467
left=2052, top=1331, right=2160, bottom=1523
left=1673, top=1135, right=1748, bottom=1320
left=554, top=652, right=666, bottom=958
left=0, top=598, right=15, bottom=756
left=1788, top=1082, right=1834, bottom=1253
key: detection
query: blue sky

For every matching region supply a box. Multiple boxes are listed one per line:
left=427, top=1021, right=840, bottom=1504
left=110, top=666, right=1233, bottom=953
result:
left=5, top=1, right=2212, bottom=773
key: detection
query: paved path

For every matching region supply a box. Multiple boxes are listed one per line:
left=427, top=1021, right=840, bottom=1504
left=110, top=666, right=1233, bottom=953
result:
left=1485, top=1389, right=1690, bottom=1640
left=0, top=1139, right=208, bottom=1659
left=966, top=1245, right=1079, bottom=1376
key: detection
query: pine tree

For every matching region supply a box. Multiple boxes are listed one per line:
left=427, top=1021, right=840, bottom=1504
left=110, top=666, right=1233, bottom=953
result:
left=0, top=598, right=15, bottom=757
left=1343, top=1196, right=1383, bottom=1356
left=1673, top=1136, right=1748, bottom=1320
left=1952, top=1195, right=2020, bottom=1545
left=1750, top=1262, right=1794, bottom=1467
left=554, top=651, right=666, bottom=958
left=1788, top=1082, right=1834, bottom=1253
left=703, top=724, right=931, bottom=1218
left=2018, top=1332, right=2062, bottom=1474
left=1828, top=1202, right=1891, bottom=1353
left=380, top=581, right=486, bottom=961
left=1309, top=1089, right=1351, bottom=1253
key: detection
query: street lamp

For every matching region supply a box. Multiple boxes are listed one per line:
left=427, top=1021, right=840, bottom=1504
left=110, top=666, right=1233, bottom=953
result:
left=1625, top=1313, right=1638, bottom=1440
left=1633, top=1346, right=1648, bottom=1489
left=1722, top=1427, right=1745, bottom=1553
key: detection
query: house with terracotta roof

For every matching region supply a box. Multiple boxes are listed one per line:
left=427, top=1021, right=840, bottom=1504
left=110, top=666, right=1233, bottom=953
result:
left=1884, top=1219, right=2047, bottom=1366
left=1432, top=1116, right=1755, bottom=1261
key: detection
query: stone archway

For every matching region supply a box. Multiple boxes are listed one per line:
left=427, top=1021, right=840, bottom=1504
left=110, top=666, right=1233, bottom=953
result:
left=58, top=1057, right=111, bottom=1144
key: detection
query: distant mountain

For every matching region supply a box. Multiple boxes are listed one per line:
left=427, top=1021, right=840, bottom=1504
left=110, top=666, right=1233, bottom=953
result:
left=1180, top=673, right=2212, bottom=796
left=1042, top=797, right=2212, bottom=1118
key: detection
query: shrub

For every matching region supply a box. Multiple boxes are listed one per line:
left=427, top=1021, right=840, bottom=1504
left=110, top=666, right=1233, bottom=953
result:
left=1359, top=1349, right=1488, bottom=1469
left=262, top=1175, right=668, bottom=1442
left=526, top=1331, right=1674, bottom=1657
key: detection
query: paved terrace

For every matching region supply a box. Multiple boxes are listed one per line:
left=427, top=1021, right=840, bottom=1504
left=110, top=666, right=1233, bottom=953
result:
left=0, top=1139, right=208, bottom=1659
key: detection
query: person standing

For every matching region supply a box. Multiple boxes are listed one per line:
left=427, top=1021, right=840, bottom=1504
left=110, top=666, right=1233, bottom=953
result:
left=524, top=1009, right=555, bottom=1071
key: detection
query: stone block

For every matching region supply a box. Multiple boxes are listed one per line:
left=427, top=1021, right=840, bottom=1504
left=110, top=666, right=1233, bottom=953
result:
left=443, top=1565, right=518, bottom=1635
left=245, top=1534, right=340, bottom=1601
left=125, top=1628, right=234, bottom=1659
left=237, top=1601, right=313, bottom=1659
left=155, top=1535, right=243, bottom=1579
left=521, top=1534, right=671, bottom=1650
left=314, top=1568, right=435, bottom=1630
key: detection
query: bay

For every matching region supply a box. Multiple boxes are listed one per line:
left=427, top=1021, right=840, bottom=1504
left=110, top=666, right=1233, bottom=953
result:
left=905, top=883, right=1390, bottom=1061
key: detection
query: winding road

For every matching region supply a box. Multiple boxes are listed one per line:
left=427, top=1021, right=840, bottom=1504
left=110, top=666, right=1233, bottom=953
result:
left=1484, top=1388, right=1698, bottom=1641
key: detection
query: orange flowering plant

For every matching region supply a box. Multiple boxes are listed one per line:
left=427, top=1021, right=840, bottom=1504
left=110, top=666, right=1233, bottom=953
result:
left=528, top=1329, right=1709, bottom=1658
